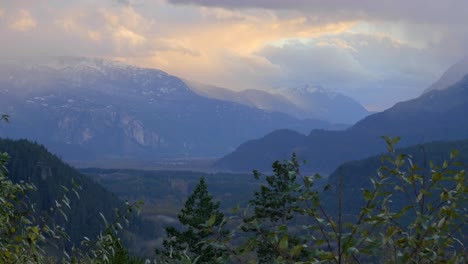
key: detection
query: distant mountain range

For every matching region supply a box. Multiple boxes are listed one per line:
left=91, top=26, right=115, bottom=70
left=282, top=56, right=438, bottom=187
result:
left=215, top=71, right=468, bottom=173
left=424, top=57, right=468, bottom=93
left=0, top=57, right=337, bottom=163
left=186, top=81, right=369, bottom=124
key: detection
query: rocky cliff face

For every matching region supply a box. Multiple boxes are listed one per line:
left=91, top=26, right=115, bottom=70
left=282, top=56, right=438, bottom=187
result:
left=0, top=57, right=332, bottom=162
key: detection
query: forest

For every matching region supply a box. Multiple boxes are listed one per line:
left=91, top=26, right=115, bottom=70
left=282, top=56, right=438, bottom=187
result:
left=0, top=135, right=466, bottom=263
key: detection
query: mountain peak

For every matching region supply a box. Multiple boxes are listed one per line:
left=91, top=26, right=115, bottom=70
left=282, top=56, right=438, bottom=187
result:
left=216, top=72, right=468, bottom=173
left=39, top=56, right=130, bottom=73
left=275, top=84, right=368, bottom=124
left=185, top=81, right=368, bottom=124
left=424, top=56, right=468, bottom=94
left=0, top=59, right=333, bottom=162
left=277, top=84, right=337, bottom=97
left=1, top=56, right=167, bottom=77
left=0, top=56, right=193, bottom=97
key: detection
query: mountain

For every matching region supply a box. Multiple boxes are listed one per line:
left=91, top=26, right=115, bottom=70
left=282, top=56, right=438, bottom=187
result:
left=0, top=57, right=332, bottom=163
left=215, top=74, right=468, bottom=173
left=322, top=139, right=468, bottom=216
left=424, top=57, right=468, bottom=93
left=0, top=138, right=155, bottom=246
left=276, top=85, right=370, bottom=124
left=186, top=81, right=300, bottom=117
left=186, top=81, right=369, bottom=124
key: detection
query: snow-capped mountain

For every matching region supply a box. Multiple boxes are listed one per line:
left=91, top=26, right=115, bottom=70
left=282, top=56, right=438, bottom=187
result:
left=1, top=57, right=192, bottom=98
left=187, top=80, right=369, bottom=124
left=275, top=84, right=369, bottom=124
left=0, top=57, right=334, bottom=163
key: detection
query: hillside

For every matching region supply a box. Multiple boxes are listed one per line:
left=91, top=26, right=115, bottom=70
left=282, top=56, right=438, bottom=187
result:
left=424, top=57, right=468, bottom=93
left=216, top=74, right=468, bottom=173
left=0, top=138, right=155, bottom=247
left=0, top=57, right=331, bottom=164
left=322, top=139, right=468, bottom=217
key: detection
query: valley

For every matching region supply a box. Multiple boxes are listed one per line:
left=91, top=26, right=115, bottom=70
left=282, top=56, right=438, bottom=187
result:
left=2, top=1, right=468, bottom=262
left=1, top=48, right=467, bottom=264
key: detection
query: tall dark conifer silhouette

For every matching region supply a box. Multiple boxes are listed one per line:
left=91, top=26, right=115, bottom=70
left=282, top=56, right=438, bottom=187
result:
left=158, top=177, right=227, bottom=262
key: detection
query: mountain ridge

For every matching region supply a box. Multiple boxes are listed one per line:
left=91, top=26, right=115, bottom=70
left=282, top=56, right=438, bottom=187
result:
left=215, top=74, right=468, bottom=173
left=185, top=80, right=369, bottom=124
left=423, top=57, right=468, bottom=94
left=0, top=56, right=334, bottom=163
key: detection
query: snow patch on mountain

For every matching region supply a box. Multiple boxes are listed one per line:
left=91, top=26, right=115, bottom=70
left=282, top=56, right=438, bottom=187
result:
left=276, top=84, right=338, bottom=99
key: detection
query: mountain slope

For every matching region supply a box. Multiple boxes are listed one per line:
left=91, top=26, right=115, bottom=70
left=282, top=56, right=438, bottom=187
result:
left=215, top=74, right=468, bottom=173
left=185, top=81, right=309, bottom=120
left=322, top=139, right=468, bottom=216
left=276, top=85, right=370, bottom=124
left=424, top=57, right=468, bottom=93
left=186, top=81, right=369, bottom=124
left=0, top=57, right=331, bottom=162
left=0, top=138, right=154, bottom=245
left=185, top=80, right=298, bottom=112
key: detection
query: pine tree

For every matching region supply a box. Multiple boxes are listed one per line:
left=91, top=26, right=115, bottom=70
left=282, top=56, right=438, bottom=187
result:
left=157, top=177, right=227, bottom=262
left=241, top=154, right=307, bottom=262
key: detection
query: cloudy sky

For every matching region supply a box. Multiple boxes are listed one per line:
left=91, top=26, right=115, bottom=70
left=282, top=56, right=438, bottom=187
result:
left=1, top=0, right=467, bottom=110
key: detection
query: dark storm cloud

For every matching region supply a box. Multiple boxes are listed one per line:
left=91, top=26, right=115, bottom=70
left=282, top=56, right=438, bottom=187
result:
left=167, top=0, right=468, bottom=24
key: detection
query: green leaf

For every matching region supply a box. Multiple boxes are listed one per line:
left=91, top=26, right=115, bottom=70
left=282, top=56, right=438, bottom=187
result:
left=99, top=212, right=108, bottom=226
left=347, top=247, right=359, bottom=255
left=207, top=214, right=217, bottom=227
left=291, top=244, right=304, bottom=256
left=363, top=189, right=373, bottom=202
left=443, top=160, right=449, bottom=169
left=450, top=149, right=459, bottom=160
left=232, top=205, right=239, bottom=214
left=279, top=235, right=288, bottom=250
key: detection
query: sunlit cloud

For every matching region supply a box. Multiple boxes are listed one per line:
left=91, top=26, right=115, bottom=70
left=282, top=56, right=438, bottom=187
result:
left=8, top=9, right=37, bottom=31
left=54, top=12, right=102, bottom=42
left=0, top=0, right=467, bottom=110
left=114, top=27, right=145, bottom=46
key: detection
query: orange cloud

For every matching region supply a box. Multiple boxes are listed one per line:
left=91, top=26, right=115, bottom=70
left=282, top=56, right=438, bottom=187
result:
left=127, top=11, right=356, bottom=89
left=1, top=0, right=460, bottom=109
left=113, top=26, right=146, bottom=47
left=54, top=13, right=102, bottom=42
left=9, top=10, right=36, bottom=31
left=98, top=8, right=149, bottom=53
left=87, top=30, right=102, bottom=41
left=2, top=2, right=355, bottom=90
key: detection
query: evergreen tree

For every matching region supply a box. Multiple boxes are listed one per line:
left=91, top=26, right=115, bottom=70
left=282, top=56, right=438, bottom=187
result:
left=205, top=138, right=467, bottom=263
left=241, top=154, right=307, bottom=263
left=157, top=177, right=227, bottom=263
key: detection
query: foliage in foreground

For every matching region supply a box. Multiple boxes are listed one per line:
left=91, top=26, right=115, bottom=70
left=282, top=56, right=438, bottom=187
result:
left=0, top=150, right=144, bottom=264
left=1, top=130, right=466, bottom=263
left=157, top=177, right=228, bottom=263
left=164, top=137, right=467, bottom=263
